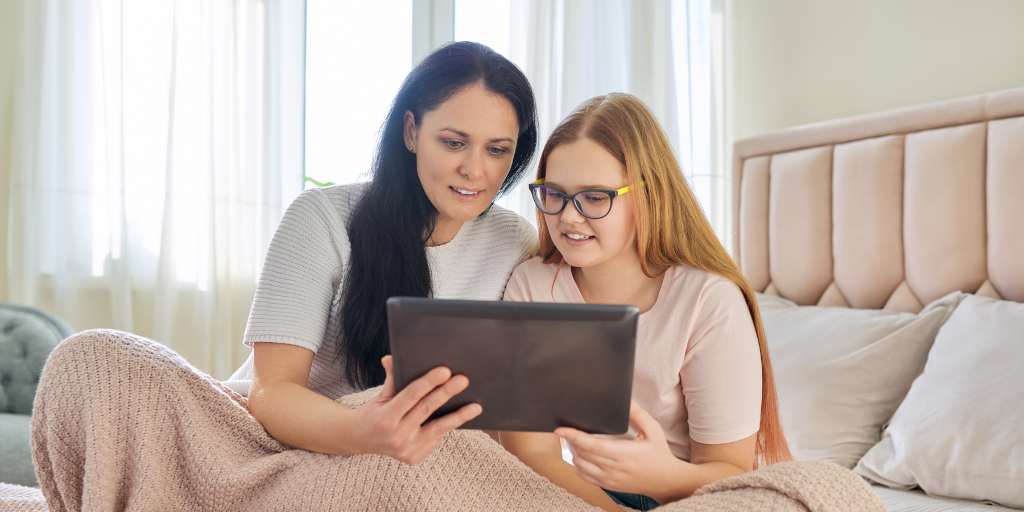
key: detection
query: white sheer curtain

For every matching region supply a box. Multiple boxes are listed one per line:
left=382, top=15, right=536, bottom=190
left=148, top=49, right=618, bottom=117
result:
left=5, top=0, right=304, bottom=378
left=458, top=0, right=727, bottom=245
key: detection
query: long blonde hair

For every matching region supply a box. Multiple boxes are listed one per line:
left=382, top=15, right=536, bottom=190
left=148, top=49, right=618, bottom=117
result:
left=535, top=93, right=791, bottom=465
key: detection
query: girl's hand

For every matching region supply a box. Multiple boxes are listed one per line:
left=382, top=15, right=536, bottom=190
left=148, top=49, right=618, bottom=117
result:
left=351, top=355, right=482, bottom=464
left=555, top=401, right=689, bottom=501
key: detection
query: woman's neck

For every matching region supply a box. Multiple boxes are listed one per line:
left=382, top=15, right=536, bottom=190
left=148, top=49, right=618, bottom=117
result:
left=572, top=250, right=666, bottom=313
left=428, top=215, right=463, bottom=247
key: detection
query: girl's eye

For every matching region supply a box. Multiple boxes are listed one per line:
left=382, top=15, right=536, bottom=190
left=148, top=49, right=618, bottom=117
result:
left=488, top=146, right=511, bottom=156
left=584, top=193, right=610, bottom=204
left=444, top=139, right=465, bottom=150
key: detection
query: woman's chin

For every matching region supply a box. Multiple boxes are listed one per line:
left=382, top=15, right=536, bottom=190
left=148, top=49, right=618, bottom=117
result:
left=437, top=202, right=491, bottom=224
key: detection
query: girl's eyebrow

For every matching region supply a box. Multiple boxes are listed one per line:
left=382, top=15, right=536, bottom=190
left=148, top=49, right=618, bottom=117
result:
left=440, top=127, right=514, bottom=144
left=545, top=180, right=620, bottom=190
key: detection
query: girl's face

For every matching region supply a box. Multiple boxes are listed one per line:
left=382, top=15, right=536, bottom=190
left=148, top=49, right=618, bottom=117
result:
left=542, top=137, right=637, bottom=269
left=404, top=81, right=519, bottom=228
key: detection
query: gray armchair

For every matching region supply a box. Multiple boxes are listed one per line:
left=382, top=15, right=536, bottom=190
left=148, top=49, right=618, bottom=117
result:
left=0, top=303, right=72, bottom=486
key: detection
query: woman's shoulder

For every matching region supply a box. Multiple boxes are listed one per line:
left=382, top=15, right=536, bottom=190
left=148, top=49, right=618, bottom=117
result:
left=466, top=204, right=538, bottom=252
left=284, top=182, right=369, bottom=224
left=318, top=182, right=371, bottom=218
left=480, top=203, right=535, bottom=234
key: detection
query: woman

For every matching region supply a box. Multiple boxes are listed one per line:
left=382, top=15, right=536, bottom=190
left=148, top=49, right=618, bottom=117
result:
left=501, top=93, right=791, bottom=511
left=32, top=41, right=541, bottom=505
left=230, top=40, right=539, bottom=461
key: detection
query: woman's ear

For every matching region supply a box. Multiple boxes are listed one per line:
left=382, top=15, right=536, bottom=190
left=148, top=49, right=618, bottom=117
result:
left=403, top=111, right=418, bottom=153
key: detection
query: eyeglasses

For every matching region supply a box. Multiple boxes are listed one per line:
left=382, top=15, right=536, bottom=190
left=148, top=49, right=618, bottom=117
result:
left=528, top=179, right=638, bottom=220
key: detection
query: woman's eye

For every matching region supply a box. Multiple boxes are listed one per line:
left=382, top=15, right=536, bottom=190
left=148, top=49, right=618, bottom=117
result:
left=488, top=146, right=510, bottom=156
left=443, top=139, right=465, bottom=150
left=584, top=193, right=609, bottom=204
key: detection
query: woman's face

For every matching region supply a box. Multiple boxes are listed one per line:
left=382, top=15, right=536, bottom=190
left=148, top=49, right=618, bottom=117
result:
left=542, top=137, right=637, bottom=269
left=404, top=81, right=519, bottom=228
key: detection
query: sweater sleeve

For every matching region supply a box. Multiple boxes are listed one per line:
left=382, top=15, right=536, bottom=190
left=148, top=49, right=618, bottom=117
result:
left=242, top=189, right=343, bottom=353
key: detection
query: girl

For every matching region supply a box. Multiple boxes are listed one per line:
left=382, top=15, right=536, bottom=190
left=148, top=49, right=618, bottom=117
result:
left=501, top=93, right=790, bottom=511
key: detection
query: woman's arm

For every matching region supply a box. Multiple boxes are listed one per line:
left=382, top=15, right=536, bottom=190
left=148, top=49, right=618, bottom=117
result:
left=500, top=431, right=621, bottom=511
left=249, top=343, right=481, bottom=462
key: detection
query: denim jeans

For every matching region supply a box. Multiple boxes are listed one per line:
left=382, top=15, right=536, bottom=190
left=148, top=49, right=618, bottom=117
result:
left=604, top=489, right=660, bottom=511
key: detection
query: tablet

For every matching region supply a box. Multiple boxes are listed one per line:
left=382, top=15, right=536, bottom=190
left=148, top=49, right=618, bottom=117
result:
left=387, top=297, right=638, bottom=434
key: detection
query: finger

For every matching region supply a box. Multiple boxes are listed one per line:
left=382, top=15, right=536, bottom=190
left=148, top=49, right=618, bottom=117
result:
left=422, top=403, right=483, bottom=438
left=377, top=356, right=396, bottom=401
left=401, top=374, right=470, bottom=427
left=558, top=428, right=630, bottom=463
left=628, top=401, right=663, bottom=442
left=386, top=365, right=453, bottom=415
left=554, top=427, right=585, bottom=443
left=555, top=429, right=606, bottom=457
left=567, top=442, right=619, bottom=468
left=572, top=455, right=608, bottom=487
left=404, top=441, right=439, bottom=466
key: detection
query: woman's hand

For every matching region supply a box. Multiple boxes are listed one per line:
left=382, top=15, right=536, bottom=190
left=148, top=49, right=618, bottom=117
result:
left=555, top=401, right=689, bottom=501
left=350, top=355, right=482, bottom=465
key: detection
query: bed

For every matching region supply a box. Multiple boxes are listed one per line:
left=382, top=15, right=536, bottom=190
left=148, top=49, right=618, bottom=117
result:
left=732, top=86, right=1024, bottom=511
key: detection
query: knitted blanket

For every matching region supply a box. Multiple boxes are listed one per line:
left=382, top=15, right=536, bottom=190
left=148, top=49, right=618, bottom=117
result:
left=1, top=329, right=884, bottom=511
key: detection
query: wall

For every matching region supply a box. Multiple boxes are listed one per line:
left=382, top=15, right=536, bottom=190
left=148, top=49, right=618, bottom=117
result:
left=727, top=0, right=1024, bottom=142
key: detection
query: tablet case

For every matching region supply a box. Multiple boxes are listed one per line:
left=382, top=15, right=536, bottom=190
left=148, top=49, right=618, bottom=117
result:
left=387, top=297, right=637, bottom=434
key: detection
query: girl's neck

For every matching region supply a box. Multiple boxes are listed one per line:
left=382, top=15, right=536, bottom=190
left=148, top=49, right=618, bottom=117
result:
left=572, top=250, right=666, bottom=313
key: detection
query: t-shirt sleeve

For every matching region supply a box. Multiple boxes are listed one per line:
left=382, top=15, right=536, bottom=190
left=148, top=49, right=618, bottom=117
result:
left=502, top=261, right=534, bottom=302
left=680, top=279, right=763, bottom=445
left=242, top=189, right=343, bottom=353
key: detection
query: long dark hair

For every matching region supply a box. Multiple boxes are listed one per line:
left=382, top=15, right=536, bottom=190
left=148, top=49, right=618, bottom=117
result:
left=340, top=42, right=538, bottom=389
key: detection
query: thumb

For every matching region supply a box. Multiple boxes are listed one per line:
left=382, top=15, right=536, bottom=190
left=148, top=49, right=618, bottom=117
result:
left=377, top=355, right=396, bottom=401
left=628, top=400, right=663, bottom=442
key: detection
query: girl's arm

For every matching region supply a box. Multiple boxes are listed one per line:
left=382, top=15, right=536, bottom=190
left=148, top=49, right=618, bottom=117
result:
left=500, top=431, right=622, bottom=511
left=646, top=434, right=755, bottom=503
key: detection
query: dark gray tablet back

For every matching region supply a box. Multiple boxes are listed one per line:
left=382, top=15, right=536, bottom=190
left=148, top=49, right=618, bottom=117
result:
left=387, top=297, right=637, bottom=434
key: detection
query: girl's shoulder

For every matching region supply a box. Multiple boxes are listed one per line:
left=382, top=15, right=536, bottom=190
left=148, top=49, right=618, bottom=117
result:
left=511, top=255, right=558, bottom=279
left=504, top=256, right=564, bottom=301
left=663, top=264, right=746, bottom=310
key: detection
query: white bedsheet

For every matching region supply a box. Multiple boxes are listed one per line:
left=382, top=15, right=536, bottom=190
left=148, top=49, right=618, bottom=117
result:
left=873, top=486, right=1021, bottom=512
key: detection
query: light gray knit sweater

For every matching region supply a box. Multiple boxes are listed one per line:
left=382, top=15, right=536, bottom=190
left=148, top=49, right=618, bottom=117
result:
left=226, top=183, right=537, bottom=399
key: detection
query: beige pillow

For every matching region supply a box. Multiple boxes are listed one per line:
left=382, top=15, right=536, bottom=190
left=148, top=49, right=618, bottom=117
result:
left=757, top=292, right=962, bottom=468
left=856, top=295, right=1024, bottom=508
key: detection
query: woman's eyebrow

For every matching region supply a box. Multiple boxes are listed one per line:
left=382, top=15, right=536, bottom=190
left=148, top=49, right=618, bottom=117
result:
left=440, top=127, right=514, bottom=144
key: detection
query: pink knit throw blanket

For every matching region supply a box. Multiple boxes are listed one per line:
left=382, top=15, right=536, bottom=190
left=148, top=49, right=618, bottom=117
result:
left=1, top=329, right=884, bottom=511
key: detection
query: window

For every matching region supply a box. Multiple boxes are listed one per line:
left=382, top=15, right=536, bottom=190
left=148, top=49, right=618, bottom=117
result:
left=304, top=0, right=413, bottom=188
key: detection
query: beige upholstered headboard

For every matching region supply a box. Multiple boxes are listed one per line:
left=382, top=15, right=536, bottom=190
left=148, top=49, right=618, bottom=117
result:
left=732, top=87, right=1024, bottom=312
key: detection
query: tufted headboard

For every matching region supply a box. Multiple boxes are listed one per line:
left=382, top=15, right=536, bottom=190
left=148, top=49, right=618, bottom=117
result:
left=732, top=87, right=1024, bottom=312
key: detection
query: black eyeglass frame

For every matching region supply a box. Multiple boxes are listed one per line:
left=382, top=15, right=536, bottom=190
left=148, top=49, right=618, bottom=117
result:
left=528, top=179, right=639, bottom=220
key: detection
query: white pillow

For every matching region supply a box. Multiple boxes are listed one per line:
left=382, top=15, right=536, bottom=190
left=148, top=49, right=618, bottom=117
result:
left=755, top=293, right=798, bottom=310
left=855, top=295, right=1024, bottom=508
left=757, top=292, right=962, bottom=468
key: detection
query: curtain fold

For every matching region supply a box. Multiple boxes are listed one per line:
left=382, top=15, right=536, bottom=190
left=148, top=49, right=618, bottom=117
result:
left=4, top=0, right=305, bottom=378
left=496, top=0, right=725, bottom=244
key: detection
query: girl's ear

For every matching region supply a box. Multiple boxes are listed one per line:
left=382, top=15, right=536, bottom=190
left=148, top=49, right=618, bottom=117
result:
left=403, top=111, right=418, bottom=153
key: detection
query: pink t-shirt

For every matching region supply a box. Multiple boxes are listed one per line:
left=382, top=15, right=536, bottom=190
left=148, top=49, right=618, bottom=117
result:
left=502, top=256, right=762, bottom=460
